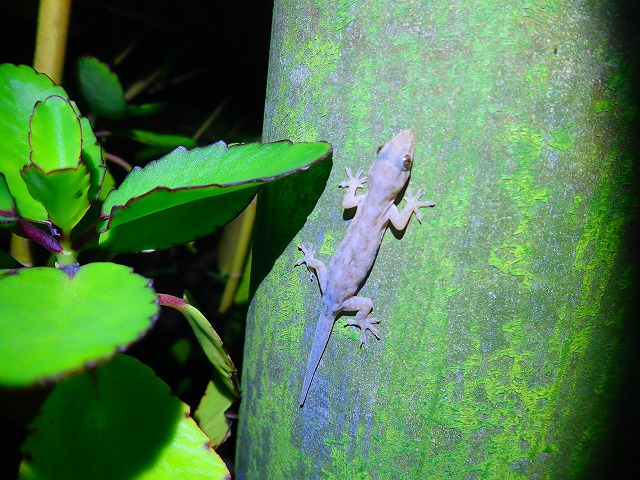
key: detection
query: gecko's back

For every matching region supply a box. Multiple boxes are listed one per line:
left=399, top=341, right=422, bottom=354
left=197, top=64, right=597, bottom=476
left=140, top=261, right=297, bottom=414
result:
left=325, top=129, right=416, bottom=306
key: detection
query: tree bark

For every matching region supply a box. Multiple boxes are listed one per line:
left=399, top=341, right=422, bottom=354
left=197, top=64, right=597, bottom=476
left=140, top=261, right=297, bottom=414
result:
left=237, top=0, right=638, bottom=478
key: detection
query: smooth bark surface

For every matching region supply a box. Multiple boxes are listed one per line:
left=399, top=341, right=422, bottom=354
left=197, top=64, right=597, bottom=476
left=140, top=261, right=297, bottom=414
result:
left=238, top=1, right=638, bottom=478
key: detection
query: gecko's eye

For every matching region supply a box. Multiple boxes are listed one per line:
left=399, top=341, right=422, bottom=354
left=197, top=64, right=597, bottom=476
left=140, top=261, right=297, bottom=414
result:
left=402, top=154, right=413, bottom=170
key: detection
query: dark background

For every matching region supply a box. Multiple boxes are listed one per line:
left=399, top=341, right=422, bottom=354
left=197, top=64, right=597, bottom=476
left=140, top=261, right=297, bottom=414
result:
left=1, top=0, right=273, bottom=141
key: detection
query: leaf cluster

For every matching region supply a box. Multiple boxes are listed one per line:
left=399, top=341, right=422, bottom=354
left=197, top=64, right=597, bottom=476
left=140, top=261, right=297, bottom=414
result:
left=0, top=63, right=331, bottom=478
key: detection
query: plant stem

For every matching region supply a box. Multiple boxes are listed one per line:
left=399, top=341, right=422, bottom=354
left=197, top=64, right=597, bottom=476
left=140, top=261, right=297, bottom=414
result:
left=33, top=0, right=73, bottom=83
left=218, top=197, right=256, bottom=314
left=158, top=294, right=187, bottom=309
left=55, top=239, right=78, bottom=265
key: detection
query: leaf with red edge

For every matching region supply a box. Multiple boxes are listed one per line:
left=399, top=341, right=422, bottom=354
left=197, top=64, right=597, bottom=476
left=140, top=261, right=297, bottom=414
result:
left=97, top=139, right=332, bottom=253
left=21, top=96, right=91, bottom=235
left=0, top=64, right=105, bottom=222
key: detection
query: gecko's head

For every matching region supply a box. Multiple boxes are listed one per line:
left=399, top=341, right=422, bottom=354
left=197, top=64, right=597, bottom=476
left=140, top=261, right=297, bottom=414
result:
left=369, top=129, right=416, bottom=196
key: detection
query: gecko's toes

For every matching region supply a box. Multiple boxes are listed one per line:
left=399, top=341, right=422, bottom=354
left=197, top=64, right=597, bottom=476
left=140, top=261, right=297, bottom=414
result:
left=346, top=316, right=381, bottom=345
left=358, top=328, right=380, bottom=346
left=299, top=243, right=315, bottom=254
left=367, top=319, right=381, bottom=340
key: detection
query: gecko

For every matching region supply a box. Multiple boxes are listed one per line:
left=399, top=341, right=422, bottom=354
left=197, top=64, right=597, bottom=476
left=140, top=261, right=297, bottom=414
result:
left=295, top=129, right=435, bottom=406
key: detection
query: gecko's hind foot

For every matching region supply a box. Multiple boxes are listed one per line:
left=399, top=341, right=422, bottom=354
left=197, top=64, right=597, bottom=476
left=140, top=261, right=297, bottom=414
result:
left=295, top=243, right=316, bottom=280
left=295, top=243, right=316, bottom=266
left=345, top=316, right=381, bottom=346
left=296, top=243, right=328, bottom=287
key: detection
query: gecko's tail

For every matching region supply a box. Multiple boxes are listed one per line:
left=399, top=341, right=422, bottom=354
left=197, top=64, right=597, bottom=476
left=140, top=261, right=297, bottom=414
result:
left=299, top=313, right=335, bottom=407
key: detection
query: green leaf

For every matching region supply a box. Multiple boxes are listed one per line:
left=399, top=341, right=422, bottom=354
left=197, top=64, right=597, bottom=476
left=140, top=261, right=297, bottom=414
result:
left=21, top=164, right=91, bottom=235
left=77, top=56, right=128, bottom=120
left=0, top=172, right=18, bottom=226
left=79, top=115, right=106, bottom=201
left=0, top=64, right=69, bottom=221
left=124, top=129, right=197, bottom=148
left=19, top=96, right=91, bottom=235
left=0, top=64, right=104, bottom=222
left=29, top=95, right=82, bottom=171
left=128, top=102, right=166, bottom=117
left=20, top=355, right=230, bottom=480
left=194, top=380, right=236, bottom=448
left=97, top=139, right=332, bottom=253
left=0, top=263, right=158, bottom=387
left=98, top=167, right=116, bottom=201
left=165, top=294, right=240, bottom=398
left=105, top=184, right=258, bottom=253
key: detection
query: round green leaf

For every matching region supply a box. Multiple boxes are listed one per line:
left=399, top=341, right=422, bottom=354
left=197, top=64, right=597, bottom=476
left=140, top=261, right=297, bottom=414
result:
left=0, top=263, right=158, bottom=386
left=77, top=56, right=128, bottom=120
left=0, top=64, right=68, bottom=221
left=20, top=354, right=230, bottom=480
left=97, top=140, right=332, bottom=253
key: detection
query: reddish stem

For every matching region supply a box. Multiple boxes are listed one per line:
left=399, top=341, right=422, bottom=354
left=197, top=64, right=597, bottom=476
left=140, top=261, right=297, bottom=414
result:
left=158, top=293, right=187, bottom=308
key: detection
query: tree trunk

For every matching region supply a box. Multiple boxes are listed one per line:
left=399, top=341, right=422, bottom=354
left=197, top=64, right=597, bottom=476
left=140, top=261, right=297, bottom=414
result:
left=237, top=0, right=638, bottom=478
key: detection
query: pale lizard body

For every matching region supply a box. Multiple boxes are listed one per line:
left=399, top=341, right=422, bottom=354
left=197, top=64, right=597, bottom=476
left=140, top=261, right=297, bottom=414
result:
left=296, top=129, right=434, bottom=406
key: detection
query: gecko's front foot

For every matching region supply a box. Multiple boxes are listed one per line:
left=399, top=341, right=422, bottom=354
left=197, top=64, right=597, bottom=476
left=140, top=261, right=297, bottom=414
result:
left=404, top=188, right=435, bottom=223
left=339, top=167, right=367, bottom=190
left=345, top=316, right=381, bottom=346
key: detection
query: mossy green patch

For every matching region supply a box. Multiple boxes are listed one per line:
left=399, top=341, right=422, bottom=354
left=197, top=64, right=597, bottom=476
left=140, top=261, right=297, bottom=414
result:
left=549, top=124, right=575, bottom=151
left=488, top=123, right=549, bottom=288
left=525, top=65, right=549, bottom=88
left=323, top=432, right=374, bottom=480
left=593, top=98, right=616, bottom=113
